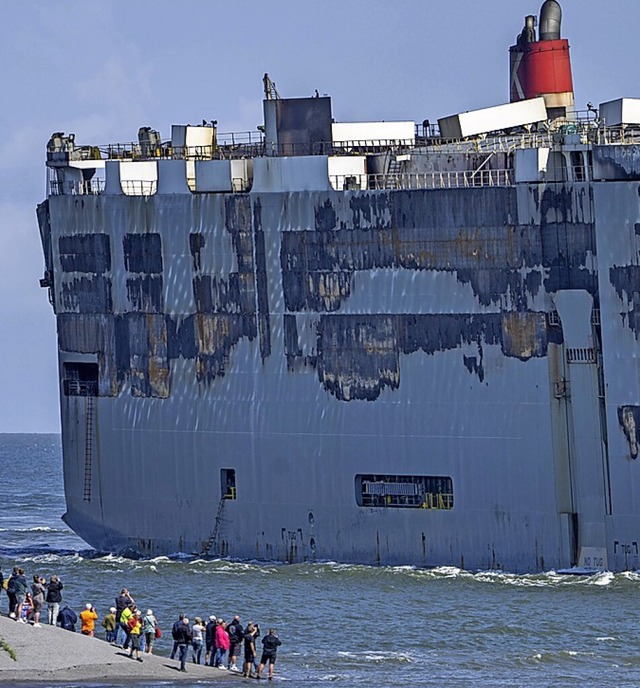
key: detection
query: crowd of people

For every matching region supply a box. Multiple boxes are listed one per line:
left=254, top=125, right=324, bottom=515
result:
left=0, top=568, right=282, bottom=680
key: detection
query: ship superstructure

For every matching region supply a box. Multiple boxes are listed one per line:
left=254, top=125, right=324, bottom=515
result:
left=37, top=2, right=640, bottom=571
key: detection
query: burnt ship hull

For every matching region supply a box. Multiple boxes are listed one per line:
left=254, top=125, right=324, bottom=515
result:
left=36, top=2, right=640, bottom=572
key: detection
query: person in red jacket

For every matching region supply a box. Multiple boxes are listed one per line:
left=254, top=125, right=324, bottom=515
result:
left=213, top=619, right=230, bottom=669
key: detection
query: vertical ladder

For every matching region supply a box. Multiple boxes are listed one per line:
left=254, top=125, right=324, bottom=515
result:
left=200, top=496, right=226, bottom=556
left=83, top=396, right=94, bottom=501
left=386, top=153, right=402, bottom=188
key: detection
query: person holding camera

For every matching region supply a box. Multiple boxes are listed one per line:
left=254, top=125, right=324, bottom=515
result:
left=242, top=622, right=259, bottom=678
left=257, top=627, right=282, bottom=681
left=79, top=603, right=98, bottom=636
left=45, top=575, right=63, bottom=625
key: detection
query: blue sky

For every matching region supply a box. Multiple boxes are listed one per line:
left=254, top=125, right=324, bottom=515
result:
left=1, top=0, right=638, bottom=433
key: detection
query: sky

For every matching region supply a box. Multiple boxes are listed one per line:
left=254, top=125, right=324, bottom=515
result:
left=1, top=0, right=639, bottom=433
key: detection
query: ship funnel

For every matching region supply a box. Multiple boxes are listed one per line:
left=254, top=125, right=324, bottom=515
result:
left=509, top=0, right=574, bottom=119
left=539, top=0, right=562, bottom=40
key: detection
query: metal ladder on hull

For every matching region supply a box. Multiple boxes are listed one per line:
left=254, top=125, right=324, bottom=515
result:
left=199, top=496, right=226, bottom=556
left=83, top=396, right=94, bottom=501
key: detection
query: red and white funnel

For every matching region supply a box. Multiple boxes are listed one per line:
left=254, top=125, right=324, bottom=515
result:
left=509, top=0, right=574, bottom=118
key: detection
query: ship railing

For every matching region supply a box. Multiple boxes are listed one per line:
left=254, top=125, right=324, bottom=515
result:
left=421, top=492, right=454, bottom=510
left=48, top=178, right=160, bottom=196
left=63, top=379, right=98, bottom=397
left=594, top=125, right=640, bottom=145
left=121, top=180, right=157, bottom=195
left=49, top=179, right=105, bottom=195
left=99, top=131, right=265, bottom=161
left=330, top=169, right=513, bottom=191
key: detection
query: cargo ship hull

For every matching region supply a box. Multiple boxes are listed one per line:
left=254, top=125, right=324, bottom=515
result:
left=36, top=2, right=640, bottom=571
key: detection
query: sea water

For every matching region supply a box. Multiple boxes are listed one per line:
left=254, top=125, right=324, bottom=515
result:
left=0, top=433, right=639, bottom=687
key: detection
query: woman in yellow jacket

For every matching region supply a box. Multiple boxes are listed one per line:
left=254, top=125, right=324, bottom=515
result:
left=128, top=610, right=144, bottom=662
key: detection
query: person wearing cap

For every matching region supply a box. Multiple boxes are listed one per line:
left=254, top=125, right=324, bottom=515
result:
left=142, top=609, right=158, bottom=654
left=205, top=615, right=217, bottom=665
left=102, top=607, right=117, bottom=643
left=227, top=614, right=243, bottom=672
left=79, top=603, right=98, bottom=637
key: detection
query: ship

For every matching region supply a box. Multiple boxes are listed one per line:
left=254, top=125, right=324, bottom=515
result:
left=36, top=1, right=640, bottom=572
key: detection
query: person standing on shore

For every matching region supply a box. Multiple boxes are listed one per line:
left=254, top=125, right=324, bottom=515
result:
left=205, top=615, right=217, bottom=665
left=170, top=613, right=185, bottom=659
left=227, top=614, right=243, bottom=672
left=12, top=568, right=28, bottom=622
left=174, top=617, right=193, bottom=673
left=242, top=622, right=259, bottom=678
left=142, top=609, right=157, bottom=655
left=79, top=603, right=98, bottom=637
left=114, top=588, right=134, bottom=645
left=213, top=619, right=230, bottom=669
left=119, top=604, right=135, bottom=650
left=191, top=617, right=204, bottom=664
left=128, top=610, right=144, bottom=661
left=31, top=575, right=45, bottom=627
left=6, top=567, right=18, bottom=617
left=257, top=628, right=282, bottom=681
left=45, top=575, right=63, bottom=625
left=102, top=607, right=117, bottom=643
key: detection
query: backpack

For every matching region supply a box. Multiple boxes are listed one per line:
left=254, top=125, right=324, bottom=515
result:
left=171, top=620, right=181, bottom=641
left=6, top=577, right=15, bottom=594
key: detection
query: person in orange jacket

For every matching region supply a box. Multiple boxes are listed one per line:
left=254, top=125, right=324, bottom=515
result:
left=79, top=603, right=98, bottom=637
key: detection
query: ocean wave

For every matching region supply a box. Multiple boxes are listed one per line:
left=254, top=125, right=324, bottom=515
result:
left=528, top=649, right=597, bottom=665
left=0, top=526, right=62, bottom=533
left=3, top=545, right=640, bottom=591
left=586, top=571, right=615, bottom=586
left=337, top=651, right=413, bottom=664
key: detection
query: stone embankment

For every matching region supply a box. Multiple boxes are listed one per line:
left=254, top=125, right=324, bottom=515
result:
left=0, top=615, right=241, bottom=683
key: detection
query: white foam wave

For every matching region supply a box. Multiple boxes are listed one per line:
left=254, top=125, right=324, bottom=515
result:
left=337, top=651, right=412, bottom=664
left=587, top=571, right=615, bottom=586
left=0, top=526, right=61, bottom=533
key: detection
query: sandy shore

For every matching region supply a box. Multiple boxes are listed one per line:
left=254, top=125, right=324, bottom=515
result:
left=0, top=615, right=243, bottom=683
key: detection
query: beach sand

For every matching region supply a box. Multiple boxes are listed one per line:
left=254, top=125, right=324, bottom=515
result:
left=0, top=615, right=241, bottom=683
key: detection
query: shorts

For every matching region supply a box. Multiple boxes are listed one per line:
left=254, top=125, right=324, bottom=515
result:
left=130, top=634, right=141, bottom=651
left=230, top=641, right=242, bottom=656
left=15, top=594, right=25, bottom=605
left=260, top=653, right=276, bottom=666
left=32, top=598, right=43, bottom=613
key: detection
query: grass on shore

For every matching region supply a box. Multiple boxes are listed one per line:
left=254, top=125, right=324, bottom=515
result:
left=0, top=635, right=17, bottom=661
